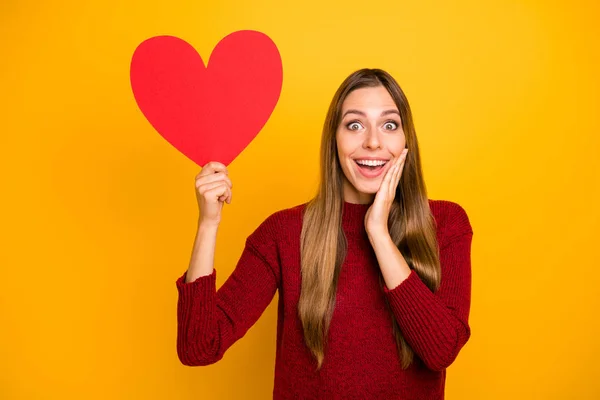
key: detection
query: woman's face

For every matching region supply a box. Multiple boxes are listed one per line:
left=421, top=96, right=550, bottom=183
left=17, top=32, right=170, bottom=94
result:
left=336, top=85, right=407, bottom=204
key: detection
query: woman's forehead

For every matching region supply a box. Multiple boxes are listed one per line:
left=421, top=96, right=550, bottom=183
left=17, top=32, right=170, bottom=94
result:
left=342, top=86, right=397, bottom=111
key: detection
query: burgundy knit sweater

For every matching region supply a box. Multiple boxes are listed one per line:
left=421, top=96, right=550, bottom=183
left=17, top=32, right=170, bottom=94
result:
left=176, top=199, right=473, bottom=399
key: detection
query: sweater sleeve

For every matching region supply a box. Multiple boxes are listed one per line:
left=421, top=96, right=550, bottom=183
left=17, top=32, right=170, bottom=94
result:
left=382, top=202, right=473, bottom=371
left=175, top=214, right=281, bottom=366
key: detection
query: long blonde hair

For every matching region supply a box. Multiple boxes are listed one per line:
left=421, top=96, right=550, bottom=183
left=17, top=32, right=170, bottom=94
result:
left=298, top=68, right=441, bottom=371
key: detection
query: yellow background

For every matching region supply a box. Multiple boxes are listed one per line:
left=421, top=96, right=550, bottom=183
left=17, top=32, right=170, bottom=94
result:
left=2, top=0, right=599, bottom=398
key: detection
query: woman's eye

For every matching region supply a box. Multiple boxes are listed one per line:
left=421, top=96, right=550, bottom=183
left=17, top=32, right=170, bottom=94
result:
left=384, top=121, right=398, bottom=130
left=347, top=122, right=362, bottom=131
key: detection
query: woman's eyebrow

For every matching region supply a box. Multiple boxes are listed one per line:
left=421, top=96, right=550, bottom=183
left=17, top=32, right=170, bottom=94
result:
left=342, top=109, right=400, bottom=118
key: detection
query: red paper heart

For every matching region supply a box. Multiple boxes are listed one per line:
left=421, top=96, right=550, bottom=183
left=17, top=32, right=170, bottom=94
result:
left=130, top=30, right=283, bottom=167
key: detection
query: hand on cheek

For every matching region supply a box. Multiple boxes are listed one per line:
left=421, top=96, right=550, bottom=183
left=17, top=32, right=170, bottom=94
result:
left=364, top=148, right=409, bottom=235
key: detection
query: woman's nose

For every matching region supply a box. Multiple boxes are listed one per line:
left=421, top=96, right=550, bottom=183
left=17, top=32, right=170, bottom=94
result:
left=363, top=127, right=382, bottom=149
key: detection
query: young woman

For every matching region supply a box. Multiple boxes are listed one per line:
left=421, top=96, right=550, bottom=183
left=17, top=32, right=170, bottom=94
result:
left=176, top=68, right=474, bottom=399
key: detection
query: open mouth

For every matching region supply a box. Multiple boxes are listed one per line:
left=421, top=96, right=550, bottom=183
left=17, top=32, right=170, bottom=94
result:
left=354, top=160, right=388, bottom=172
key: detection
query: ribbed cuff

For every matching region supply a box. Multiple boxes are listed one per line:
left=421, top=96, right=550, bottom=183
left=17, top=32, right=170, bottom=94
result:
left=175, top=269, right=217, bottom=304
left=383, top=269, right=434, bottom=313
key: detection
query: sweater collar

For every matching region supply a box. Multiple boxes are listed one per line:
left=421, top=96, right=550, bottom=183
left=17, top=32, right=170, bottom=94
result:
left=342, top=200, right=371, bottom=236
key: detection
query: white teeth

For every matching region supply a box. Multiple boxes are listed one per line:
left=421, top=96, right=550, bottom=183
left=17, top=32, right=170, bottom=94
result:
left=356, top=160, right=387, bottom=167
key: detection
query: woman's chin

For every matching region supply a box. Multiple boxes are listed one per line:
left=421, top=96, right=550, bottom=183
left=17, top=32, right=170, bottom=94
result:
left=356, top=182, right=380, bottom=194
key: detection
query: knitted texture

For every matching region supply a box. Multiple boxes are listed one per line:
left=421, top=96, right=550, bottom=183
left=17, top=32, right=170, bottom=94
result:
left=176, top=199, right=473, bottom=399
